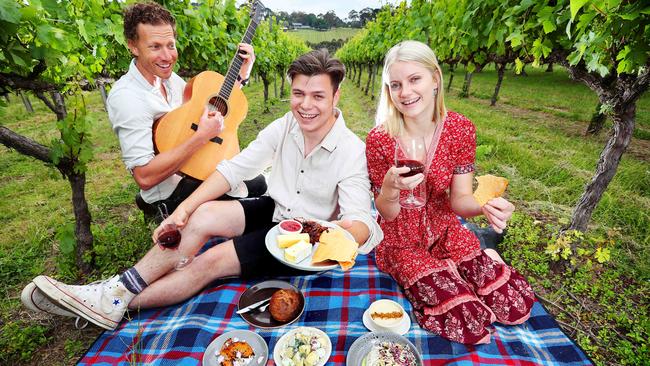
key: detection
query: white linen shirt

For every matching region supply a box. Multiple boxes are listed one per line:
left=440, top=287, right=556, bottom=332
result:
left=107, top=59, right=185, bottom=203
left=107, top=59, right=245, bottom=203
left=217, top=110, right=383, bottom=253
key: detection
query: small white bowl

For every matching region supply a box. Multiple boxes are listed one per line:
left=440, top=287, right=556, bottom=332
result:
left=278, top=219, right=303, bottom=235
left=368, top=299, right=405, bottom=330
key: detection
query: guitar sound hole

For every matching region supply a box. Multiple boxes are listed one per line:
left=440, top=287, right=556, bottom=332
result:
left=208, top=96, right=228, bottom=116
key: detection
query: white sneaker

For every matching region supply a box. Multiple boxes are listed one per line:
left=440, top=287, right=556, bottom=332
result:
left=21, top=282, right=89, bottom=329
left=32, top=275, right=135, bottom=330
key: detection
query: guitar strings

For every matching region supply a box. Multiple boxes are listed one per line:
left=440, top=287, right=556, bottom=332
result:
left=209, top=21, right=258, bottom=116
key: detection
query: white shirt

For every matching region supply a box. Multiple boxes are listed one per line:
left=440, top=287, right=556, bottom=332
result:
left=217, top=110, right=383, bottom=253
left=107, top=59, right=245, bottom=203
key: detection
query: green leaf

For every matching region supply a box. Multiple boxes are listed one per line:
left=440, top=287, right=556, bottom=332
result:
left=36, top=24, right=71, bottom=52
left=594, top=247, right=611, bottom=263
left=56, top=224, right=76, bottom=256
left=570, top=0, right=589, bottom=21
left=542, top=19, right=556, bottom=34
left=619, top=12, right=639, bottom=21
left=506, top=31, right=523, bottom=48
left=514, top=58, right=524, bottom=74
left=76, top=19, right=90, bottom=43
left=0, top=0, right=21, bottom=23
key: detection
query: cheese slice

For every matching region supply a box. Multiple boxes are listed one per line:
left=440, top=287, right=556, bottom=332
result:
left=284, top=240, right=312, bottom=263
left=277, top=233, right=310, bottom=248
left=312, top=229, right=358, bottom=271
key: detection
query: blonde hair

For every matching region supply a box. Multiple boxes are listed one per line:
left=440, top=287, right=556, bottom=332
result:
left=376, top=40, right=447, bottom=137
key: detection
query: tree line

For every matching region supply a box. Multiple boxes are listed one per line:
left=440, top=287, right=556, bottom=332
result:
left=269, top=8, right=381, bottom=30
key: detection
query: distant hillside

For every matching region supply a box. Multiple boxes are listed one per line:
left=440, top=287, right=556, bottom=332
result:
left=290, top=28, right=359, bottom=43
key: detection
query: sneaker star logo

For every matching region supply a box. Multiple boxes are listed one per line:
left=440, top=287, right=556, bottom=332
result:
left=113, top=298, right=121, bottom=306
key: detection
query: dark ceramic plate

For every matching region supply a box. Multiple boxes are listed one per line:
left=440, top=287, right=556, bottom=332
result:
left=237, top=280, right=305, bottom=329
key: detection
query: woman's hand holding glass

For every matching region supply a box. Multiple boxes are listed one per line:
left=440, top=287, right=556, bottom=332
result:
left=382, top=165, right=425, bottom=199
left=480, top=197, right=515, bottom=234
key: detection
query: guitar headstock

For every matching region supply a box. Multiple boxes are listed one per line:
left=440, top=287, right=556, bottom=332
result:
left=249, top=0, right=266, bottom=24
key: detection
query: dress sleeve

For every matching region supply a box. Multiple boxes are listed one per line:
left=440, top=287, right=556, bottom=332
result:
left=453, top=115, right=476, bottom=175
left=365, top=128, right=393, bottom=198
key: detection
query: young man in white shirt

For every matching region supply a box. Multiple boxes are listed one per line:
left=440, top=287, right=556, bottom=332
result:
left=107, top=2, right=265, bottom=221
left=28, top=49, right=383, bottom=330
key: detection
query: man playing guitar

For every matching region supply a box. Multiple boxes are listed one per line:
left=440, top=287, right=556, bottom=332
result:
left=107, top=2, right=266, bottom=221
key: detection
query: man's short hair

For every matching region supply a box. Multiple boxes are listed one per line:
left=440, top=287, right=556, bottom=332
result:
left=287, top=49, right=346, bottom=92
left=123, top=2, right=176, bottom=41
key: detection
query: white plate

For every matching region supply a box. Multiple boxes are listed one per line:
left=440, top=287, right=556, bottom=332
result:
left=346, top=332, right=422, bottom=366
left=273, top=327, right=332, bottom=366
left=265, top=219, right=355, bottom=271
left=203, top=330, right=268, bottom=366
left=362, top=308, right=412, bottom=335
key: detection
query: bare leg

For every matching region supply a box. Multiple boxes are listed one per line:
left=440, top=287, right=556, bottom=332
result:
left=129, top=200, right=246, bottom=303
left=129, top=240, right=241, bottom=308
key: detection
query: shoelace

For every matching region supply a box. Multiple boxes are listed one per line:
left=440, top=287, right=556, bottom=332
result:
left=75, top=317, right=89, bottom=329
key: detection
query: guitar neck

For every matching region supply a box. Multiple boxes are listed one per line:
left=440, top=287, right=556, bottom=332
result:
left=219, top=17, right=260, bottom=100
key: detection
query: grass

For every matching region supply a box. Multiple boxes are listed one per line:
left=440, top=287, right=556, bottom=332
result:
left=1, top=64, right=649, bottom=364
left=289, top=27, right=360, bottom=43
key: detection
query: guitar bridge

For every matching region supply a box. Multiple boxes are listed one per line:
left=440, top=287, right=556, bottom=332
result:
left=190, top=123, right=223, bottom=144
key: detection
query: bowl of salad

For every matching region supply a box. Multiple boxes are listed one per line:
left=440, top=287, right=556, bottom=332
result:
left=273, top=327, right=331, bottom=366
left=346, top=332, right=422, bottom=366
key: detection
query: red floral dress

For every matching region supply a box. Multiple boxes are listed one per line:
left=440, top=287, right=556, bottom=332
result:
left=366, top=111, right=535, bottom=344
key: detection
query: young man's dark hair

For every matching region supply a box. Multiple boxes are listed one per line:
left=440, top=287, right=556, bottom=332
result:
left=287, top=48, right=346, bottom=93
left=123, top=2, right=176, bottom=41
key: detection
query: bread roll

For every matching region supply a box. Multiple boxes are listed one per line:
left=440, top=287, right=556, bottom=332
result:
left=269, top=289, right=300, bottom=322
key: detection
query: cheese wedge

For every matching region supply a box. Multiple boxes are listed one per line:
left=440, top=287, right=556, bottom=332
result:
left=284, top=240, right=312, bottom=263
left=277, top=233, right=310, bottom=248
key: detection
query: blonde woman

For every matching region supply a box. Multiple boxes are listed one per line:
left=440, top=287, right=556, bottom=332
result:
left=366, top=40, right=534, bottom=344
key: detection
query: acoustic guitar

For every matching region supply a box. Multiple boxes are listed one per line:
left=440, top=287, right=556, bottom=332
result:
left=153, top=1, right=265, bottom=181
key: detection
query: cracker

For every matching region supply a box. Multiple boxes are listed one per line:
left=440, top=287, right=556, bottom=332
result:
left=312, top=229, right=358, bottom=270
left=473, top=174, right=509, bottom=206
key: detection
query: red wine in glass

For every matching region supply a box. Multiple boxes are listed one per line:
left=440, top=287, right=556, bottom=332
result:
left=397, top=159, right=425, bottom=177
left=158, top=229, right=181, bottom=249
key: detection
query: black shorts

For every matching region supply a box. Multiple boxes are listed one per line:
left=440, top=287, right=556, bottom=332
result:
left=138, top=175, right=268, bottom=223
left=234, top=196, right=309, bottom=278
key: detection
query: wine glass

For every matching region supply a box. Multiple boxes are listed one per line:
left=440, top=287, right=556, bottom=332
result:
left=394, top=136, right=427, bottom=209
left=155, top=204, right=193, bottom=270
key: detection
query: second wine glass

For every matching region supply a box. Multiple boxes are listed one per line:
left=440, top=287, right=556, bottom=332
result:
left=394, top=136, right=427, bottom=209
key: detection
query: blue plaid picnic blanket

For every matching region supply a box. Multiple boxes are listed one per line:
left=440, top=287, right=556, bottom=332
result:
left=78, top=252, right=592, bottom=365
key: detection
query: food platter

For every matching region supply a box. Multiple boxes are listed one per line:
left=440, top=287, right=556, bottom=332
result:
left=273, top=327, right=332, bottom=366
left=202, top=329, right=268, bottom=366
left=265, top=219, right=354, bottom=271
left=237, top=280, right=305, bottom=329
left=346, top=332, right=422, bottom=366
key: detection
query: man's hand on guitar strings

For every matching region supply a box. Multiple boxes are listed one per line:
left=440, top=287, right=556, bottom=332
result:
left=196, top=106, right=224, bottom=141
left=238, top=43, right=255, bottom=81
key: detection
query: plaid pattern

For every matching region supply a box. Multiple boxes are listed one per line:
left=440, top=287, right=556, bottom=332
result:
left=79, top=252, right=592, bottom=365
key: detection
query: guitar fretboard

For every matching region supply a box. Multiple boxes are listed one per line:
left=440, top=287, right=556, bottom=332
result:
left=219, top=18, right=260, bottom=100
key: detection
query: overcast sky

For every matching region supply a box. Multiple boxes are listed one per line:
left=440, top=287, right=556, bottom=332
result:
left=251, top=0, right=405, bottom=20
